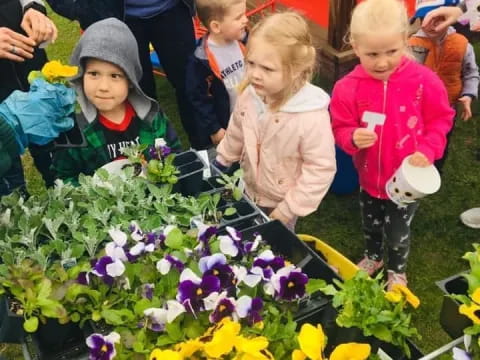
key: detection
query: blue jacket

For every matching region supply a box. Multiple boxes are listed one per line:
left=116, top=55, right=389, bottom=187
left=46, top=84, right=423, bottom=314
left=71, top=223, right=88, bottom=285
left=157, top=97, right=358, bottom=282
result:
left=185, top=35, right=245, bottom=149
left=46, top=0, right=194, bottom=29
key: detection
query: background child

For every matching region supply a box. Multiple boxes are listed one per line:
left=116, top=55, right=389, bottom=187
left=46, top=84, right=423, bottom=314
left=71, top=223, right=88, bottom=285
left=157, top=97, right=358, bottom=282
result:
left=330, top=0, right=454, bottom=288
left=215, top=12, right=336, bottom=231
left=409, top=0, right=479, bottom=171
left=186, top=0, right=248, bottom=154
left=53, top=18, right=180, bottom=184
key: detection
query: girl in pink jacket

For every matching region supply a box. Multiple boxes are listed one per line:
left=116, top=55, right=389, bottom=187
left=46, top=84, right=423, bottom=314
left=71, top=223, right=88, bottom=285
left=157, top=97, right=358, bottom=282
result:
left=330, top=0, right=454, bottom=289
left=216, top=12, right=336, bottom=231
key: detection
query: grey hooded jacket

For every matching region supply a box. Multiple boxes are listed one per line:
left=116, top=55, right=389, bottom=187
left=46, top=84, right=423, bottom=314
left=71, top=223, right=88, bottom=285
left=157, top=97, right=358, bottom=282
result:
left=69, top=17, right=159, bottom=124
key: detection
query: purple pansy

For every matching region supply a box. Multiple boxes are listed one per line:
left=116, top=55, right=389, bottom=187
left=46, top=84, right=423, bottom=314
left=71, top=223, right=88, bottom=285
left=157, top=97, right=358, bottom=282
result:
left=253, top=250, right=285, bottom=279
left=156, top=255, right=185, bottom=275
left=195, top=223, right=217, bottom=256
left=141, top=283, right=154, bottom=300
left=199, top=254, right=234, bottom=289
left=91, top=256, right=125, bottom=285
left=271, top=266, right=308, bottom=301
left=86, top=332, right=120, bottom=360
left=209, top=297, right=236, bottom=323
left=177, top=269, right=220, bottom=313
left=105, top=229, right=128, bottom=262
left=236, top=295, right=263, bottom=325
left=143, top=308, right=167, bottom=332
left=128, top=221, right=144, bottom=242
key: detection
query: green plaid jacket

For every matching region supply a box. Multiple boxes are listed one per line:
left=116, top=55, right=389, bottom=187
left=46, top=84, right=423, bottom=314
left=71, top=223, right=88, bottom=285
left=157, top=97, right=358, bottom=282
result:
left=53, top=112, right=181, bottom=185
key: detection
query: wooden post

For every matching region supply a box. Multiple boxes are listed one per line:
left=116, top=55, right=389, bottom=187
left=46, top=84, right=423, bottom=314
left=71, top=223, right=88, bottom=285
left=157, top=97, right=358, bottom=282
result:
left=328, top=0, right=356, bottom=51
left=319, top=0, right=359, bottom=81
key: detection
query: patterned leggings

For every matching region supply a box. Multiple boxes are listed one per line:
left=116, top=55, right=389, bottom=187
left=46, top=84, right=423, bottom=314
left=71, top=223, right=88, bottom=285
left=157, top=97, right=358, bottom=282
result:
left=360, top=190, right=419, bottom=273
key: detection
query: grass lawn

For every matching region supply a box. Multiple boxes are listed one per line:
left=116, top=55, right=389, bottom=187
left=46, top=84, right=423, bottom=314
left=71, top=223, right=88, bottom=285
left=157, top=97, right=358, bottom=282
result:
left=2, top=8, right=480, bottom=359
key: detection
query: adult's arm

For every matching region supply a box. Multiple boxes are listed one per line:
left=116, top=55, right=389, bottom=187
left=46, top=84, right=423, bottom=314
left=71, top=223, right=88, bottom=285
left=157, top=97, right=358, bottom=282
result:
left=422, top=4, right=465, bottom=32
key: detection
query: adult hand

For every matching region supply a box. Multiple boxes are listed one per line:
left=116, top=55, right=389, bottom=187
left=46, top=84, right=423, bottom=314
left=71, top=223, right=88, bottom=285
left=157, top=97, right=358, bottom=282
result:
left=210, top=128, right=226, bottom=145
left=353, top=128, right=378, bottom=149
left=270, top=208, right=291, bottom=226
left=458, top=96, right=473, bottom=121
left=0, top=27, right=35, bottom=61
left=408, top=151, right=430, bottom=167
left=422, top=6, right=463, bottom=32
left=21, top=8, right=58, bottom=45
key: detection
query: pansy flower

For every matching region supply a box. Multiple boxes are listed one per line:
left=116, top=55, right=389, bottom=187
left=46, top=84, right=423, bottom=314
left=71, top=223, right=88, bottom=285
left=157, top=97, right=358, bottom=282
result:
left=143, top=308, right=167, bottom=332
left=209, top=296, right=236, bottom=323
left=149, top=349, right=182, bottom=360
left=253, top=250, right=285, bottom=279
left=202, top=317, right=241, bottom=358
left=157, top=255, right=185, bottom=275
left=105, top=229, right=128, bottom=262
left=195, top=223, right=218, bottom=256
left=141, top=283, right=154, bottom=300
left=128, top=221, right=144, bottom=242
left=86, top=331, right=120, bottom=360
left=236, top=295, right=263, bottom=325
left=270, top=265, right=308, bottom=301
left=199, top=253, right=234, bottom=289
left=91, top=256, right=125, bottom=285
left=177, top=269, right=220, bottom=313
left=234, top=335, right=273, bottom=360
left=243, top=233, right=262, bottom=254
left=219, top=227, right=243, bottom=257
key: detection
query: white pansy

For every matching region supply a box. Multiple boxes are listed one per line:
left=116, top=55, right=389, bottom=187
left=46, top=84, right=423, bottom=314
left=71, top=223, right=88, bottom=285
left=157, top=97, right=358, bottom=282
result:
left=219, top=235, right=238, bottom=257
left=106, top=259, right=125, bottom=277
left=157, top=259, right=171, bottom=275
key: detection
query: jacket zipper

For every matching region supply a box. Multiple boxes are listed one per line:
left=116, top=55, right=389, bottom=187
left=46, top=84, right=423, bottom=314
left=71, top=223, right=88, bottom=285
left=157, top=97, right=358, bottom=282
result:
left=377, top=81, right=387, bottom=193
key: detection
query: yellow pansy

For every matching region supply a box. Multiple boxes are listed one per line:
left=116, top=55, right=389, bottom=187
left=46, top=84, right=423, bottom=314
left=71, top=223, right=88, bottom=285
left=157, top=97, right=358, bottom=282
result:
left=297, top=323, right=325, bottom=360
left=234, top=335, right=272, bottom=360
left=175, top=339, right=204, bottom=357
left=390, top=284, right=420, bottom=309
left=330, top=343, right=371, bottom=360
left=203, top=318, right=241, bottom=358
left=384, top=291, right=402, bottom=303
left=459, top=303, right=480, bottom=324
left=41, top=60, right=78, bottom=82
left=150, top=348, right=183, bottom=360
left=472, top=288, right=480, bottom=304
left=292, top=349, right=307, bottom=360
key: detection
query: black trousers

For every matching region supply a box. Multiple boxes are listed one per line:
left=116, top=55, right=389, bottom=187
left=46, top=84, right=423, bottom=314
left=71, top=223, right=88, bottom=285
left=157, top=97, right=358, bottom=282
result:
left=125, top=2, right=201, bottom=148
left=359, top=190, right=419, bottom=273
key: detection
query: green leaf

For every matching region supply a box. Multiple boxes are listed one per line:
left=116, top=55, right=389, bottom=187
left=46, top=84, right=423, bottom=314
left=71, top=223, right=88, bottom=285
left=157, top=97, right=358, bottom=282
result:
left=305, top=278, right=328, bottom=295
left=24, top=316, right=39, bottom=332
left=101, top=308, right=135, bottom=326
left=156, top=334, right=176, bottom=347
left=233, top=187, right=243, bottom=201
left=223, top=207, right=236, bottom=216
left=165, top=228, right=183, bottom=249
left=165, top=321, right=183, bottom=342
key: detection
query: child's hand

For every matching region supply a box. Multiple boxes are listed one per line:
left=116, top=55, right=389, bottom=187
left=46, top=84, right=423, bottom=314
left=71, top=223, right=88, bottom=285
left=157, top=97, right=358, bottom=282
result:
left=458, top=96, right=473, bottom=121
left=353, top=128, right=378, bottom=149
left=210, top=128, right=226, bottom=145
left=408, top=151, right=431, bottom=167
left=270, top=208, right=291, bottom=226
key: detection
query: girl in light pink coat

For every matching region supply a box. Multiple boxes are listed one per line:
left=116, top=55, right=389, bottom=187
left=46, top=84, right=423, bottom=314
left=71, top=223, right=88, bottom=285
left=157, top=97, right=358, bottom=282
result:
left=330, top=0, right=454, bottom=289
left=215, top=12, right=336, bottom=231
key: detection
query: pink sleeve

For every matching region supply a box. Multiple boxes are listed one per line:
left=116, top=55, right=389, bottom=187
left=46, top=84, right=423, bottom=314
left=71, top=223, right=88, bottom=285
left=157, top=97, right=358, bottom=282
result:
left=276, top=110, right=337, bottom=219
left=216, top=110, right=244, bottom=167
left=330, top=80, right=361, bottom=156
left=417, top=71, right=455, bottom=162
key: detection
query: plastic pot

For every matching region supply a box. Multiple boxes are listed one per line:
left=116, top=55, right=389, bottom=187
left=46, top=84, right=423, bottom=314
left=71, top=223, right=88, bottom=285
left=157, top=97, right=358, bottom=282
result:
left=0, top=295, right=25, bottom=343
left=436, top=272, right=471, bottom=339
left=173, top=150, right=206, bottom=196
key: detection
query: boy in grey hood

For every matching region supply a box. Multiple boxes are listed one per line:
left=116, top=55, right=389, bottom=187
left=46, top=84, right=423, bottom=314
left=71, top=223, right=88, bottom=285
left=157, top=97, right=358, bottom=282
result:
left=52, top=18, right=180, bottom=185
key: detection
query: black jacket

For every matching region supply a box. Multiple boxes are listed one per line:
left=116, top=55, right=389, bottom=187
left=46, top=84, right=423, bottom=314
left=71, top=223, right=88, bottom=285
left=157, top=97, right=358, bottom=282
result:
left=46, top=0, right=194, bottom=29
left=185, top=35, right=245, bottom=149
left=0, top=0, right=47, bottom=102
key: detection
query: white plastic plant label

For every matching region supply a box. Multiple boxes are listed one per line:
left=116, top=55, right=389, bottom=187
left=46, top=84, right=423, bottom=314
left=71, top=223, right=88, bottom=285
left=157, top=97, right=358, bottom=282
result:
left=362, top=111, right=386, bottom=131
left=197, top=149, right=211, bottom=179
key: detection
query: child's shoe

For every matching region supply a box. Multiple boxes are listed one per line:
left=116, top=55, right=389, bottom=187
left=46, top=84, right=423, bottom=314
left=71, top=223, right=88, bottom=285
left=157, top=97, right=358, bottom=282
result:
left=357, top=256, right=384, bottom=276
left=387, top=270, right=407, bottom=291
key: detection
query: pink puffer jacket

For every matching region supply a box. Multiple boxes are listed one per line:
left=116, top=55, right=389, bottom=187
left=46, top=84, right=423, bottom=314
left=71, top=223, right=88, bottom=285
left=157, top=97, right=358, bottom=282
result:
left=217, top=83, right=336, bottom=219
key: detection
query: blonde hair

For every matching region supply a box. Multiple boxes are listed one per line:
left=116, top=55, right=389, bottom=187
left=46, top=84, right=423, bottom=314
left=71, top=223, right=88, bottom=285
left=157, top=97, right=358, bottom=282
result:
left=241, top=12, right=316, bottom=111
left=196, top=0, right=244, bottom=29
left=349, top=0, right=410, bottom=44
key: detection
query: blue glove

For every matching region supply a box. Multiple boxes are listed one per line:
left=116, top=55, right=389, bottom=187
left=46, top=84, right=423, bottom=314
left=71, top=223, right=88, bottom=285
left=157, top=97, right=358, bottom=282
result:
left=0, top=78, right=76, bottom=153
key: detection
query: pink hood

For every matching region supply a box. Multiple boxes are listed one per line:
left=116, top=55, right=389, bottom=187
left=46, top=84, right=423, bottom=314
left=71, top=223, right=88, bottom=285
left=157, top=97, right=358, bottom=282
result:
left=330, top=57, right=454, bottom=199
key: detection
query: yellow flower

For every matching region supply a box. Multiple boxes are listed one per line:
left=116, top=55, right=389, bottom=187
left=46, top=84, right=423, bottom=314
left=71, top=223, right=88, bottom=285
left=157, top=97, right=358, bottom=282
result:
left=41, top=60, right=78, bottom=82
left=203, top=317, right=241, bottom=358
left=174, top=339, right=204, bottom=357
left=472, top=288, right=480, bottom=304
left=459, top=303, right=480, bottom=324
left=390, top=284, right=420, bottom=309
left=384, top=291, right=402, bottom=303
left=292, top=349, right=307, bottom=360
left=233, top=335, right=273, bottom=360
left=150, top=348, right=183, bottom=360
left=297, top=323, right=326, bottom=360
left=330, top=343, right=371, bottom=360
